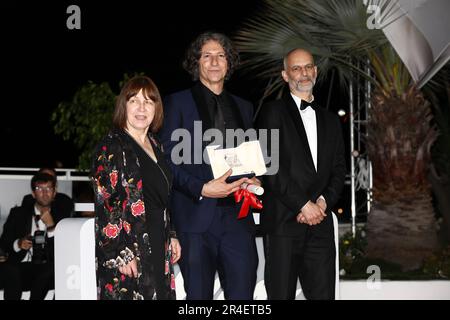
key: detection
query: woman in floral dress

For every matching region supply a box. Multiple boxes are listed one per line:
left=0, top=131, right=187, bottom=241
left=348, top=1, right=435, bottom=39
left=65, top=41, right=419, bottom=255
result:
left=91, top=76, right=181, bottom=300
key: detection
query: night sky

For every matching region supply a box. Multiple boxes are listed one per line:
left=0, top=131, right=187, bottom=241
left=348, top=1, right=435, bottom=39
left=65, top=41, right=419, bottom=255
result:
left=1, top=1, right=352, bottom=219
left=1, top=1, right=268, bottom=168
left=1, top=1, right=349, bottom=166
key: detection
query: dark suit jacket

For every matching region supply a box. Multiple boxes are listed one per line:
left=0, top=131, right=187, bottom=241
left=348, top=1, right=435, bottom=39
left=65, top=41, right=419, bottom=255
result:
left=256, top=91, right=346, bottom=236
left=22, top=193, right=74, bottom=218
left=159, top=82, right=255, bottom=233
left=0, top=200, right=70, bottom=263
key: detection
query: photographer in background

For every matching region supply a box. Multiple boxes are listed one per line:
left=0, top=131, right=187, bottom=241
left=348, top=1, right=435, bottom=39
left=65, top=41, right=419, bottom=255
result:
left=0, top=172, right=70, bottom=299
left=22, top=167, right=74, bottom=218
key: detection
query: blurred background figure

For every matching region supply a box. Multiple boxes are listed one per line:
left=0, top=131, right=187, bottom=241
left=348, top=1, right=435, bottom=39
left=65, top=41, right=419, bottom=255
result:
left=21, top=168, right=74, bottom=218
left=0, top=172, right=71, bottom=299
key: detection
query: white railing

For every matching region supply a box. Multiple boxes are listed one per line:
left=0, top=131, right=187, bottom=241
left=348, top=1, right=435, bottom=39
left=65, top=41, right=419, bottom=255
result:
left=0, top=167, right=90, bottom=181
left=0, top=168, right=89, bottom=231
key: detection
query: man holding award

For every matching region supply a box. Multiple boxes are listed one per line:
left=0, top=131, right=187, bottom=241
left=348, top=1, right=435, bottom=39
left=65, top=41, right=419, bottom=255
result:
left=159, top=32, right=260, bottom=300
left=256, top=48, right=346, bottom=300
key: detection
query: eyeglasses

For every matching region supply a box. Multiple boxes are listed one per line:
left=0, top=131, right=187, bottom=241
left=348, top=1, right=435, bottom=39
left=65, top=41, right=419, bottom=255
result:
left=34, top=186, right=54, bottom=193
left=291, top=64, right=315, bottom=73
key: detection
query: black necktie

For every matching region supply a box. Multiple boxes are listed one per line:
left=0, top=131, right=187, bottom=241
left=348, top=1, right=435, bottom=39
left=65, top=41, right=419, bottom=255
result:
left=213, top=94, right=226, bottom=134
left=300, top=99, right=315, bottom=111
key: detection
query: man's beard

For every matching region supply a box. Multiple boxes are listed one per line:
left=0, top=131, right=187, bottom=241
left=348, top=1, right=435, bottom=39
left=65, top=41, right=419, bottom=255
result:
left=295, top=76, right=316, bottom=92
left=36, top=198, right=52, bottom=208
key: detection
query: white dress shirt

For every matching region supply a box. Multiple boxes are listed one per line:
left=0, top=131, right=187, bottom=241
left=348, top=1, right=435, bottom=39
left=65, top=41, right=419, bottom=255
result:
left=291, top=93, right=326, bottom=205
left=291, top=93, right=318, bottom=171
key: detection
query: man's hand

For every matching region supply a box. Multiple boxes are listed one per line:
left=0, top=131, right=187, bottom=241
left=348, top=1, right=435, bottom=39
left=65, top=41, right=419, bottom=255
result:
left=40, top=209, right=55, bottom=228
left=316, top=197, right=327, bottom=213
left=18, top=236, right=33, bottom=250
left=171, top=238, right=181, bottom=264
left=201, top=169, right=247, bottom=198
left=296, top=201, right=326, bottom=225
left=119, top=258, right=138, bottom=278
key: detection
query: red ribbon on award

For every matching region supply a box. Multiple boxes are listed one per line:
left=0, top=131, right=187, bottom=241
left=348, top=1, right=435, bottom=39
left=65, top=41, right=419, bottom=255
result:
left=234, top=188, right=263, bottom=219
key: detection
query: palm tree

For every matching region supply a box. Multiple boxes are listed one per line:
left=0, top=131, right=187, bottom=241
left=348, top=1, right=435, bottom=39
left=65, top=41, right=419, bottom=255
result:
left=234, top=0, right=439, bottom=270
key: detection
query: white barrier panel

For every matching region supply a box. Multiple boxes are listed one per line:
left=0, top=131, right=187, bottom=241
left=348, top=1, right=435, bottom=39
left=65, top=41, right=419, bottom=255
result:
left=54, top=218, right=96, bottom=300
left=339, top=280, right=450, bottom=300
left=74, top=203, right=95, bottom=212
left=333, top=213, right=340, bottom=300
left=53, top=213, right=339, bottom=300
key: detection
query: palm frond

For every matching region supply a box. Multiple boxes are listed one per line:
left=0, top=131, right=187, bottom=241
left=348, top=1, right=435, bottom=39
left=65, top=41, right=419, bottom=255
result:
left=368, top=45, right=412, bottom=97
left=234, top=0, right=387, bottom=100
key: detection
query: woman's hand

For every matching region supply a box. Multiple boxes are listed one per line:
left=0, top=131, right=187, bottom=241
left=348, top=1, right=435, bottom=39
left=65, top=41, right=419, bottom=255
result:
left=171, top=238, right=181, bottom=264
left=118, top=258, right=138, bottom=278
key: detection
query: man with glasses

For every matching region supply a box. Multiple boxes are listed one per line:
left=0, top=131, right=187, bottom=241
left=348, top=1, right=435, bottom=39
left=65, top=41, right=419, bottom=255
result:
left=0, top=172, right=71, bottom=299
left=21, top=167, right=74, bottom=218
left=256, top=48, right=346, bottom=299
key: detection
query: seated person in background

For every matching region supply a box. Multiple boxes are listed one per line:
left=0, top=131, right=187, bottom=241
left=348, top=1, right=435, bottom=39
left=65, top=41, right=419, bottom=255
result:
left=22, top=167, right=74, bottom=218
left=0, top=172, right=71, bottom=299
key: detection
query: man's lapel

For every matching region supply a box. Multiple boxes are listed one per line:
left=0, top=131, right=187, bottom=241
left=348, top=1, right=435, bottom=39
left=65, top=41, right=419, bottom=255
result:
left=190, top=82, right=213, bottom=131
left=283, top=92, right=316, bottom=171
left=228, top=94, right=247, bottom=130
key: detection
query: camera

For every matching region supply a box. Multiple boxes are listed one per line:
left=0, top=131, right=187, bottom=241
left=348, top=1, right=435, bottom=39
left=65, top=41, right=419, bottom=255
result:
left=31, top=230, right=48, bottom=264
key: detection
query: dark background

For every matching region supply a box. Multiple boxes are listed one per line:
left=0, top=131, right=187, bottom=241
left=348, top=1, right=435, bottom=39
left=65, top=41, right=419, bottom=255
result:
left=1, top=1, right=264, bottom=168
left=1, top=1, right=352, bottom=219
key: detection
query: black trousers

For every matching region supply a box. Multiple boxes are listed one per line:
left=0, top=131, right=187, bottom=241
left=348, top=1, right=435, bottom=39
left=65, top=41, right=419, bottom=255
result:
left=178, top=206, right=258, bottom=300
left=264, top=223, right=336, bottom=300
left=0, top=261, right=54, bottom=300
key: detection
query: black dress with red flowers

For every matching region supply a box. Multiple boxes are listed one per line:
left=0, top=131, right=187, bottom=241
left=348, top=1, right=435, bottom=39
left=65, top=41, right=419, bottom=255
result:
left=129, top=135, right=173, bottom=299
left=91, top=129, right=177, bottom=300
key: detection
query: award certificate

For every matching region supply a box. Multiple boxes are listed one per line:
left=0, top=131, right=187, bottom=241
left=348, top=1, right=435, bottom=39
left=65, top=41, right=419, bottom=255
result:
left=206, top=140, right=267, bottom=179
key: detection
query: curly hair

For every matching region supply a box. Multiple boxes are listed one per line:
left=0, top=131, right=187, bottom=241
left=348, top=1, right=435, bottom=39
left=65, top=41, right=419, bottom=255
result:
left=182, top=32, right=240, bottom=81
